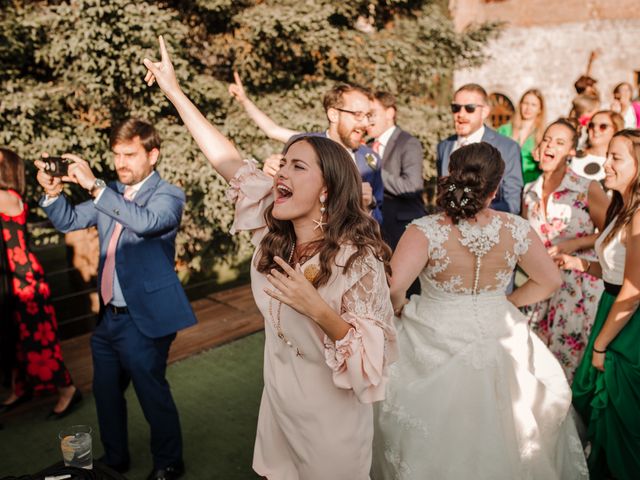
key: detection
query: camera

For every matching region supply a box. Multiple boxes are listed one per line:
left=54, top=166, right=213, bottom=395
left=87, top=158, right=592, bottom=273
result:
left=42, top=157, right=72, bottom=177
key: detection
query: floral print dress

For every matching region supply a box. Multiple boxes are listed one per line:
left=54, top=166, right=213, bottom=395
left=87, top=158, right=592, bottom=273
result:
left=1, top=189, right=72, bottom=396
left=522, top=170, right=604, bottom=382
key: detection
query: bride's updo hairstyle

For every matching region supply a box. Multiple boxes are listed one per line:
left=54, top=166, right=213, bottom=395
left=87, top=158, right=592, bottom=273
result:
left=437, top=142, right=505, bottom=224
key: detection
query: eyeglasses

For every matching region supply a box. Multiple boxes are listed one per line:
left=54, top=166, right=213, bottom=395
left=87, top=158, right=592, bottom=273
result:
left=334, top=108, right=372, bottom=122
left=588, top=122, right=612, bottom=132
left=450, top=103, right=484, bottom=114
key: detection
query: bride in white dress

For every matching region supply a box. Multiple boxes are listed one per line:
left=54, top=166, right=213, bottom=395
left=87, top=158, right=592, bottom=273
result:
left=372, top=143, right=588, bottom=479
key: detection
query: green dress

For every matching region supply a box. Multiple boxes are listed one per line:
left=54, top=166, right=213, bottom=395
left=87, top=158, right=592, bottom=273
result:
left=572, top=263, right=640, bottom=477
left=497, top=123, right=540, bottom=184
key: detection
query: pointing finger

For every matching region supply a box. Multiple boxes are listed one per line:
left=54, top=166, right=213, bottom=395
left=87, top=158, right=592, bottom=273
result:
left=159, top=35, right=170, bottom=63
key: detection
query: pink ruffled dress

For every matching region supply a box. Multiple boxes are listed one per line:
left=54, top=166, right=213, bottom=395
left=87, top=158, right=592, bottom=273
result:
left=227, top=160, right=397, bottom=480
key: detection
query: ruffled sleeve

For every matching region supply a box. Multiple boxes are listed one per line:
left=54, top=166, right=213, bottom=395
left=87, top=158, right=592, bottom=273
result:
left=226, top=159, right=274, bottom=246
left=324, top=253, right=398, bottom=403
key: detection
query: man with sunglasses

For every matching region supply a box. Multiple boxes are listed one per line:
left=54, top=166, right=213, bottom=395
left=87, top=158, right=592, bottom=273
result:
left=228, top=74, right=383, bottom=223
left=436, top=83, right=523, bottom=214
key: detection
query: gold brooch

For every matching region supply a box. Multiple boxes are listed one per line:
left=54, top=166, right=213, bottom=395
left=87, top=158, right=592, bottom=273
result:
left=303, top=264, right=320, bottom=283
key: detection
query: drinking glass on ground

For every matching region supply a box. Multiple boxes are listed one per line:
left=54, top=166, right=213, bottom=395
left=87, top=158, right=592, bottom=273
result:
left=58, top=425, right=92, bottom=469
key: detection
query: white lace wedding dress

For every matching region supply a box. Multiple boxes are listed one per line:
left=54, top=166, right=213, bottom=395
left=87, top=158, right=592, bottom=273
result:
left=372, top=212, right=588, bottom=480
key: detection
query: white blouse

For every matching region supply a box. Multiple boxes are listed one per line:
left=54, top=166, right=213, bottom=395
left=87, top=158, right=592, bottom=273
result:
left=595, top=219, right=626, bottom=285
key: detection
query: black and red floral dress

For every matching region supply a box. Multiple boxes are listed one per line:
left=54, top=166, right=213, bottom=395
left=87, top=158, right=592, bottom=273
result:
left=1, top=189, right=73, bottom=396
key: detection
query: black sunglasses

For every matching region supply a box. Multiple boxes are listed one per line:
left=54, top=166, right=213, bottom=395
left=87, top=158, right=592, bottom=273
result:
left=450, top=103, right=484, bottom=114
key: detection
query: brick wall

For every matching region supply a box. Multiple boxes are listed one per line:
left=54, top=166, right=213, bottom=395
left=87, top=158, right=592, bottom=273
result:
left=450, top=0, right=640, bottom=30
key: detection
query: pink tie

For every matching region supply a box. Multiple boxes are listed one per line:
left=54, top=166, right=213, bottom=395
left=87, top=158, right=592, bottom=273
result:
left=100, top=186, right=134, bottom=305
left=372, top=140, right=381, bottom=154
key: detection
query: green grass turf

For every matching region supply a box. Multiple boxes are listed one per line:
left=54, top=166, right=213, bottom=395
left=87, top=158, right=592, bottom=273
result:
left=0, top=332, right=265, bottom=480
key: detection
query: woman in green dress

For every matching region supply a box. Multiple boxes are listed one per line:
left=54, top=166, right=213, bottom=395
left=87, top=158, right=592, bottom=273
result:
left=498, top=89, right=545, bottom=184
left=555, top=129, right=640, bottom=480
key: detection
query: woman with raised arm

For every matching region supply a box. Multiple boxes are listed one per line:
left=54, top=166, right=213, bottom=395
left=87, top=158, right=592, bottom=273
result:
left=522, top=119, right=609, bottom=381
left=144, top=37, right=396, bottom=479
left=372, top=142, right=587, bottom=479
left=555, top=129, right=640, bottom=480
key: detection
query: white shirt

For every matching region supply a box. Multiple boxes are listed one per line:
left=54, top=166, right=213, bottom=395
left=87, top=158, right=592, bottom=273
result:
left=595, top=218, right=626, bottom=285
left=453, top=125, right=485, bottom=152
left=375, top=125, right=397, bottom=159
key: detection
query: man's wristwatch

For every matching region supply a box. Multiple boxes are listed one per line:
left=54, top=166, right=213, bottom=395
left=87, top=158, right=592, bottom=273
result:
left=90, top=178, right=106, bottom=196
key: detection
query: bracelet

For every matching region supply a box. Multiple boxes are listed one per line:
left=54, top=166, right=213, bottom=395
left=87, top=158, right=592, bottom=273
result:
left=583, top=259, right=591, bottom=273
left=593, top=346, right=606, bottom=354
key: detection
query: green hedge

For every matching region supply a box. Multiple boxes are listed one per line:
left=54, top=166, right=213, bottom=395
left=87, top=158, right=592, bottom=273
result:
left=0, top=0, right=499, bottom=278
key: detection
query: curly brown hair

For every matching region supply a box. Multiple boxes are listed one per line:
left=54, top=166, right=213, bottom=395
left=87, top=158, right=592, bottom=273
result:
left=256, top=136, right=391, bottom=287
left=436, top=142, right=505, bottom=224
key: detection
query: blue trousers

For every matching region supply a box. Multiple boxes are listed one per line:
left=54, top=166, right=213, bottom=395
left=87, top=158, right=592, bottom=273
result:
left=91, top=308, right=182, bottom=468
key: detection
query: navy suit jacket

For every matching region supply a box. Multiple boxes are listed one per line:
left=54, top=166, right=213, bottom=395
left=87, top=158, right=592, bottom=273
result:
left=41, top=171, right=196, bottom=338
left=285, top=132, right=384, bottom=223
left=436, top=127, right=523, bottom=214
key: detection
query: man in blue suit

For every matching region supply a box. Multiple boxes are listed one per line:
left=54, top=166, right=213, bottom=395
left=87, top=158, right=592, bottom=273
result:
left=36, top=119, right=196, bottom=480
left=437, top=83, right=523, bottom=214
left=228, top=75, right=383, bottom=222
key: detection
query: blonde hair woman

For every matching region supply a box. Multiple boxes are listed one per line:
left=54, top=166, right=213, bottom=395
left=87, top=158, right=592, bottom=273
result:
left=498, top=89, right=545, bottom=184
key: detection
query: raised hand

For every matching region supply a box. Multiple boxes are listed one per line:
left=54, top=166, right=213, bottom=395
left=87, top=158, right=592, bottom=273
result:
left=228, top=71, right=248, bottom=104
left=262, top=153, right=282, bottom=178
left=143, top=35, right=181, bottom=97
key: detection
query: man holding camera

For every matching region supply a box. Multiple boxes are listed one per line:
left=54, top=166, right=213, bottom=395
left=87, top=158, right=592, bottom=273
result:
left=36, top=118, right=195, bottom=480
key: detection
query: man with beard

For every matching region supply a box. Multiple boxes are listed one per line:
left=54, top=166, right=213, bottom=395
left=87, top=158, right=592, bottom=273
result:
left=366, top=91, right=425, bottom=250
left=35, top=118, right=195, bottom=480
left=437, top=83, right=523, bottom=214
left=228, top=74, right=383, bottom=223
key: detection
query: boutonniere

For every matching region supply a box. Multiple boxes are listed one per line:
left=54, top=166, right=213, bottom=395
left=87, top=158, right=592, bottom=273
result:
left=365, top=153, right=377, bottom=170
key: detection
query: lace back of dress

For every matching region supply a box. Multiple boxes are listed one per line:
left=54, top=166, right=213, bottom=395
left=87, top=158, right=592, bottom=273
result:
left=414, top=213, right=531, bottom=295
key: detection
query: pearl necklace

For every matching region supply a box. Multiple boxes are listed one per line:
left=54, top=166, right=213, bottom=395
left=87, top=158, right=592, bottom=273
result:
left=268, top=241, right=304, bottom=358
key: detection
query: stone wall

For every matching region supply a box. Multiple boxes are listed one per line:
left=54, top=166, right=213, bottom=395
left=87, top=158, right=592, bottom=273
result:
left=454, top=19, right=640, bottom=123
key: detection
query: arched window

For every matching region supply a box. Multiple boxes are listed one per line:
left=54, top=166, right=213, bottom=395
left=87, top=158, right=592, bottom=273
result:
left=488, top=93, right=515, bottom=129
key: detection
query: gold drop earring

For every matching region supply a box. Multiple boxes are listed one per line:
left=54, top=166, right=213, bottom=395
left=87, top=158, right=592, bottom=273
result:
left=313, top=194, right=328, bottom=231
